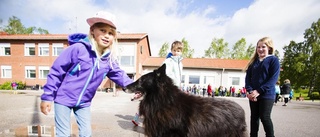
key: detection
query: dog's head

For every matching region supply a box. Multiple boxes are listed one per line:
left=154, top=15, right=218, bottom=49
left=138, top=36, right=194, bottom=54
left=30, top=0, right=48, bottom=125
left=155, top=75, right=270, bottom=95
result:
left=125, top=63, right=171, bottom=95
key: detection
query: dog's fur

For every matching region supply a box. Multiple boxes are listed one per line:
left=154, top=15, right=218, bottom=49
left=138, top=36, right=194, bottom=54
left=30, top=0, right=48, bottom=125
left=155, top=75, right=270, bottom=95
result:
left=126, top=64, right=247, bottom=137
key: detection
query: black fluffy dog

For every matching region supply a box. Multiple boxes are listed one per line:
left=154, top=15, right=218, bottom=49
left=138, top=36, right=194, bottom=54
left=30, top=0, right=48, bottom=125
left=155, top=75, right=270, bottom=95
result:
left=126, top=64, right=247, bottom=137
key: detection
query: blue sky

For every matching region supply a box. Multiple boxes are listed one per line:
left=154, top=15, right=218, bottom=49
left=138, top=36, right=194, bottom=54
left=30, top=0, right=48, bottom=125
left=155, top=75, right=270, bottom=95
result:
left=1, top=0, right=319, bottom=58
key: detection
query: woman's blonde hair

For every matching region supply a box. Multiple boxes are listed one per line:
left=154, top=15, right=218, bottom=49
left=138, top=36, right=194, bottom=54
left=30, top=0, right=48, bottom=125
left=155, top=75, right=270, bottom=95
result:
left=88, top=23, right=118, bottom=68
left=245, top=37, right=274, bottom=70
left=284, top=79, right=290, bottom=84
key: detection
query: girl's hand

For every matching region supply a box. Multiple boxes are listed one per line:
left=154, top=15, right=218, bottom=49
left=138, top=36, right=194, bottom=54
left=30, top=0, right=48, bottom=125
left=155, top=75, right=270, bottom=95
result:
left=40, top=101, right=52, bottom=115
left=247, top=90, right=260, bottom=102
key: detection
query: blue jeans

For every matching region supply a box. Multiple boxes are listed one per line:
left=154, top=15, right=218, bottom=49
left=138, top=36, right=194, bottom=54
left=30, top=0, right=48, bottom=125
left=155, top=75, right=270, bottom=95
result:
left=249, top=99, right=274, bottom=137
left=54, top=103, right=91, bottom=137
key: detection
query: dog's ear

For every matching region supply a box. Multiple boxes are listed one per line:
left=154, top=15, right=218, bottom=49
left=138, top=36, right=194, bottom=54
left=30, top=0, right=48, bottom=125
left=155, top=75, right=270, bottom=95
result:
left=155, top=64, right=166, bottom=77
left=158, top=64, right=166, bottom=75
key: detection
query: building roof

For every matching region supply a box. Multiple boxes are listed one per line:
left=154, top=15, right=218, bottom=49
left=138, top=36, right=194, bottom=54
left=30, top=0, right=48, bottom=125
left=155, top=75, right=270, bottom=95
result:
left=0, top=33, right=148, bottom=40
left=143, top=57, right=249, bottom=70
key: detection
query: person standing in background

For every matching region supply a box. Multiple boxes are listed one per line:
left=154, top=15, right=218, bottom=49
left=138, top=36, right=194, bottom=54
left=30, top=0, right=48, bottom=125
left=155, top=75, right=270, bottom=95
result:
left=11, top=81, right=18, bottom=94
left=280, top=79, right=291, bottom=106
left=274, top=81, right=281, bottom=105
left=207, top=83, right=213, bottom=97
left=245, top=37, right=280, bottom=137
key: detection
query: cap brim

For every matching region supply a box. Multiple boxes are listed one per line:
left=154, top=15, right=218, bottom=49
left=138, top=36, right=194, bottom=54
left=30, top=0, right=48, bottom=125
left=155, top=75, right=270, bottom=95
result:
left=87, top=17, right=116, bottom=29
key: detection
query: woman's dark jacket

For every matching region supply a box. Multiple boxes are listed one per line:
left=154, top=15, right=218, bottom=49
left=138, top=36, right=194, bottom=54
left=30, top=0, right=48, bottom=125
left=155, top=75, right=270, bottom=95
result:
left=281, top=83, right=291, bottom=95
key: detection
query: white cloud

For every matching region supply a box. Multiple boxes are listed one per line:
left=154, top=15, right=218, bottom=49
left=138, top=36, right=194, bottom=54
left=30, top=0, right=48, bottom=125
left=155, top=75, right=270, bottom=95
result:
left=224, top=0, right=320, bottom=57
left=1, top=0, right=319, bottom=58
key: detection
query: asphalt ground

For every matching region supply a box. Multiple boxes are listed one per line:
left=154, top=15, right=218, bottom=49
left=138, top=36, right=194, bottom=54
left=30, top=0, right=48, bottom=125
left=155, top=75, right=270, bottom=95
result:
left=0, top=90, right=319, bottom=137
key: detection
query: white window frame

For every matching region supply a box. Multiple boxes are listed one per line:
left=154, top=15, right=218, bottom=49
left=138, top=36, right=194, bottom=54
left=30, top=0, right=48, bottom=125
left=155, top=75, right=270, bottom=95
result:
left=1, top=65, right=12, bottom=78
left=39, top=66, right=50, bottom=79
left=52, top=43, right=64, bottom=56
left=0, top=43, right=11, bottom=56
left=38, top=43, right=50, bottom=56
left=25, top=66, right=36, bottom=79
left=24, top=43, right=36, bottom=56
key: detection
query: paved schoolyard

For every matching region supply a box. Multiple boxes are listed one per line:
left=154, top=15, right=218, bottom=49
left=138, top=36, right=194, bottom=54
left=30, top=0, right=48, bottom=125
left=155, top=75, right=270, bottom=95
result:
left=0, top=90, right=319, bottom=137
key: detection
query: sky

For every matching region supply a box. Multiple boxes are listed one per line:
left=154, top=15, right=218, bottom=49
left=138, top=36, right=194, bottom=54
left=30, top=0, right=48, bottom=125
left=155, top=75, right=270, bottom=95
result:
left=1, top=0, right=319, bottom=58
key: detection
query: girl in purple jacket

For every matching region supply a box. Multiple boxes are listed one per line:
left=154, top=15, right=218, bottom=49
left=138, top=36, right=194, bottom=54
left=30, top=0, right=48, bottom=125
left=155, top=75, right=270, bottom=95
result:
left=40, top=11, right=133, bottom=137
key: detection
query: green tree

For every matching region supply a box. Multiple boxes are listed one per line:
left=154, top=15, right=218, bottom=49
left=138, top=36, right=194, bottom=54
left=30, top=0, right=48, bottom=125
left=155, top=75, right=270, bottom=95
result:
left=1, top=16, right=49, bottom=34
left=0, top=19, right=3, bottom=30
left=281, top=18, right=320, bottom=96
left=274, top=49, right=280, bottom=58
left=244, top=44, right=255, bottom=59
left=281, top=41, right=305, bottom=89
left=158, top=38, right=194, bottom=58
left=181, top=38, right=194, bottom=58
left=204, top=38, right=229, bottom=58
left=230, top=38, right=247, bottom=59
left=303, top=18, right=320, bottom=96
left=158, top=42, right=170, bottom=57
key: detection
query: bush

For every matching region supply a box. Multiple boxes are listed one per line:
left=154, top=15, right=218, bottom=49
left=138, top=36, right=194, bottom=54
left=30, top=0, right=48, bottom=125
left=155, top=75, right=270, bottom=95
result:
left=0, top=81, right=12, bottom=90
left=311, top=92, right=320, bottom=100
left=0, top=81, right=26, bottom=90
left=17, top=81, right=26, bottom=90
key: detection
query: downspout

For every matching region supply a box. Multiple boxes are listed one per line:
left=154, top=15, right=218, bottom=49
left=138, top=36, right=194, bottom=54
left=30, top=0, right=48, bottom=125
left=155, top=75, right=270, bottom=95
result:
left=220, top=68, right=225, bottom=86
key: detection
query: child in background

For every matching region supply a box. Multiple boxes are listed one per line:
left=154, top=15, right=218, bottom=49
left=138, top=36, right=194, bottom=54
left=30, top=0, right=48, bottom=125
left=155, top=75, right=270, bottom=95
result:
left=40, top=11, right=133, bottom=136
left=163, top=41, right=184, bottom=88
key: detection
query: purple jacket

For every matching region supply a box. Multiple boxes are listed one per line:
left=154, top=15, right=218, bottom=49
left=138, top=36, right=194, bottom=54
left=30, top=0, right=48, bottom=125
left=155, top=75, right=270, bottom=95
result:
left=41, top=33, right=133, bottom=107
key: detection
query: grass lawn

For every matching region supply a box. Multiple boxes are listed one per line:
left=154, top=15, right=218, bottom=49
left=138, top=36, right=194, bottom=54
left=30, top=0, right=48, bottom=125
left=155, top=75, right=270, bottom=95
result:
left=293, top=88, right=319, bottom=101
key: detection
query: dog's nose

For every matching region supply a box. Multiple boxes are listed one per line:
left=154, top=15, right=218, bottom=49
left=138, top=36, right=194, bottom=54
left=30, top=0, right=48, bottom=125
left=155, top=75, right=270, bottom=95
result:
left=122, top=87, right=127, bottom=92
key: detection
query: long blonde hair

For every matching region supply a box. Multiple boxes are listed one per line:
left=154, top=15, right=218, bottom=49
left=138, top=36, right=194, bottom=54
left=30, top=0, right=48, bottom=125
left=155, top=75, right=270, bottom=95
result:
left=88, top=23, right=118, bottom=68
left=245, top=37, right=274, bottom=70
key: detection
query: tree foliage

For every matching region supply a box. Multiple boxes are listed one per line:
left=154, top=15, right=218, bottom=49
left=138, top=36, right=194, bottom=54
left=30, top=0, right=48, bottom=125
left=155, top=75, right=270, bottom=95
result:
left=230, top=38, right=247, bottom=59
left=274, top=49, right=280, bottom=58
left=1, top=16, right=49, bottom=34
left=158, top=42, right=169, bottom=57
left=157, top=38, right=194, bottom=58
left=204, top=38, right=229, bottom=58
left=244, top=44, right=255, bottom=59
left=181, top=38, right=194, bottom=58
left=281, top=18, right=320, bottom=96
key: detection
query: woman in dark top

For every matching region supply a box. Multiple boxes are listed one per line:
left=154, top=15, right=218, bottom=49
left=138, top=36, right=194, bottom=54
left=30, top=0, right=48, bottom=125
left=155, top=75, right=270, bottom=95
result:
left=280, top=79, right=291, bottom=106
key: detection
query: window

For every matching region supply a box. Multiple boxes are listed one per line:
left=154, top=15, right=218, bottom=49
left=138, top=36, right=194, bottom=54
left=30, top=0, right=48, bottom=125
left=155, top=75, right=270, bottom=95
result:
left=119, top=56, right=134, bottom=66
left=25, top=66, right=36, bottom=79
left=181, top=75, right=185, bottom=83
left=39, top=66, right=50, bottom=79
left=231, top=77, right=240, bottom=85
left=189, top=75, right=200, bottom=84
left=0, top=43, right=10, bottom=56
left=1, top=65, right=12, bottom=78
left=24, top=43, right=36, bottom=56
left=52, top=43, right=64, bottom=56
left=28, top=125, right=52, bottom=137
left=38, top=43, right=49, bottom=56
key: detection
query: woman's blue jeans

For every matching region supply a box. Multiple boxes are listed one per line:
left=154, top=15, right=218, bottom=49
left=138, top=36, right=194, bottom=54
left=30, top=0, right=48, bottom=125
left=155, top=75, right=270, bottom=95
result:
left=249, top=99, right=274, bottom=137
left=54, top=103, right=91, bottom=137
